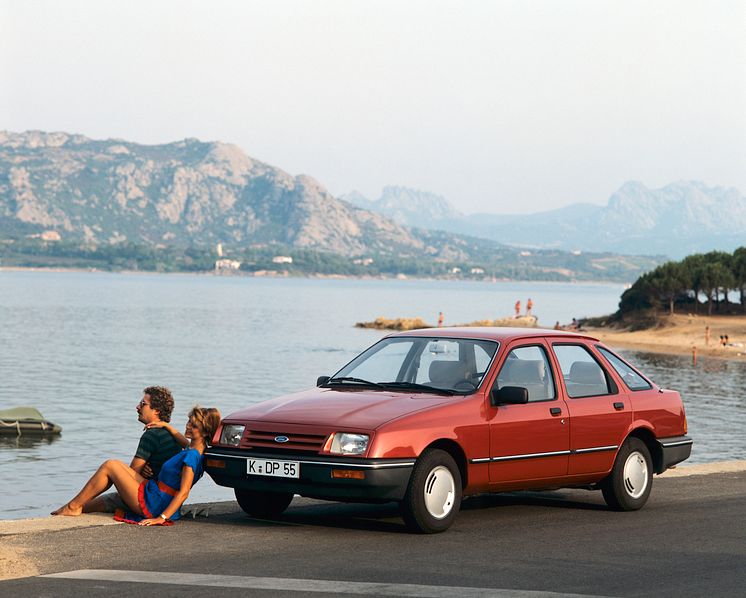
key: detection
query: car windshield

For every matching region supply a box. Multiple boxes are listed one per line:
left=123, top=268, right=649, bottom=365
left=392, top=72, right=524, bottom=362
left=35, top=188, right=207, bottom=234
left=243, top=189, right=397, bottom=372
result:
left=328, top=337, right=499, bottom=394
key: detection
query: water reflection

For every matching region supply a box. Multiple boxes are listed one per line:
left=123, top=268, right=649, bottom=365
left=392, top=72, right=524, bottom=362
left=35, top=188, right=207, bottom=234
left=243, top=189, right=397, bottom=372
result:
left=1, top=271, right=744, bottom=519
left=619, top=350, right=746, bottom=464
left=0, top=434, right=61, bottom=450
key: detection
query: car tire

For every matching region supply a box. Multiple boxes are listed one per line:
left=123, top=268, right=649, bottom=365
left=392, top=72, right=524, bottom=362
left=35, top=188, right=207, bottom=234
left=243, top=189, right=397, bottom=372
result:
left=234, top=489, right=294, bottom=518
left=602, top=437, right=653, bottom=511
left=399, top=448, right=462, bottom=533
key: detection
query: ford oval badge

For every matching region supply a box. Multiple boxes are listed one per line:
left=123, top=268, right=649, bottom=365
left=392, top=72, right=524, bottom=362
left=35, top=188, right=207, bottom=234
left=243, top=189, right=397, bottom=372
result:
left=274, top=435, right=289, bottom=443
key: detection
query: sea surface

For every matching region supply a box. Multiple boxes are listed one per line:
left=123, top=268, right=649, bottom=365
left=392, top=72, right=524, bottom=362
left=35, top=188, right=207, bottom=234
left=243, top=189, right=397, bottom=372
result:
left=1, top=271, right=744, bottom=519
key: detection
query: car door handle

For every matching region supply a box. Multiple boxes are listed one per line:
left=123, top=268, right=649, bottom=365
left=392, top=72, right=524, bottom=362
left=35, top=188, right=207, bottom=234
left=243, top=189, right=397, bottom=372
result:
left=550, top=407, right=562, bottom=416
left=613, top=402, right=625, bottom=410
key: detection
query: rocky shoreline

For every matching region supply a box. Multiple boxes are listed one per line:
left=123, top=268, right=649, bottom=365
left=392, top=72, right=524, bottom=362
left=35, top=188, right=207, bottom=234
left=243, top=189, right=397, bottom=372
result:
left=355, top=315, right=539, bottom=331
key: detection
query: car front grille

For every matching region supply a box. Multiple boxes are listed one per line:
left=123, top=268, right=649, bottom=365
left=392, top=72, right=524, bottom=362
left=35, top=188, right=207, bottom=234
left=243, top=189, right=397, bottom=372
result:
left=240, top=429, right=327, bottom=454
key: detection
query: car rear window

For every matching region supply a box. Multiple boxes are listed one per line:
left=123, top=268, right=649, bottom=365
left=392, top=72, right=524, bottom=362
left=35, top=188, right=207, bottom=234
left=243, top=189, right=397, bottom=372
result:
left=596, top=346, right=652, bottom=391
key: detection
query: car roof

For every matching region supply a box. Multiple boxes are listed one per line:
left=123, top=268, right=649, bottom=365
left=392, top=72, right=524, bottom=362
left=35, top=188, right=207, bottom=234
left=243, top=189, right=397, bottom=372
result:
left=386, top=326, right=599, bottom=343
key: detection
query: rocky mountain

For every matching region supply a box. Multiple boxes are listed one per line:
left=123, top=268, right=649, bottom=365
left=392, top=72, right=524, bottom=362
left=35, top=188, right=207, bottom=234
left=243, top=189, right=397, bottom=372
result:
left=0, top=131, right=435, bottom=256
left=342, top=186, right=463, bottom=230
left=346, top=181, right=746, bottom=259
left=0, top=131, right=662, bottom=281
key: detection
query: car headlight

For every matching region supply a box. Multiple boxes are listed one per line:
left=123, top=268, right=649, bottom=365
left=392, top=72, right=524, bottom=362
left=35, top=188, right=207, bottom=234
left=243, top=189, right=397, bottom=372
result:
left=219, top=424, right=245, bottom=446
left=329, top=433, right=369, bottom=455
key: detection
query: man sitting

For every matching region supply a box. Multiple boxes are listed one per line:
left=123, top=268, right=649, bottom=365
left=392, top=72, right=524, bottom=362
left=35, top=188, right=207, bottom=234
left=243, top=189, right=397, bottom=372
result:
left=85, top=386, right=182, bottom=513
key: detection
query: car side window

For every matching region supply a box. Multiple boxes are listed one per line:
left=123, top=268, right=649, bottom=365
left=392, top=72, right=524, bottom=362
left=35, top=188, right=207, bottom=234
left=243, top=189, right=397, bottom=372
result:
left=553, top=344, right=611, bottom=398
left=597, top=346, right=652, bottom=391
left=495, top=345, right=556, bottom=402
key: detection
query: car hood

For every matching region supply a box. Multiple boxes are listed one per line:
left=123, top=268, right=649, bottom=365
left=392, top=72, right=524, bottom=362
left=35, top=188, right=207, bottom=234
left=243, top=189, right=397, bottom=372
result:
left=225, top=387, right=455, bottom=430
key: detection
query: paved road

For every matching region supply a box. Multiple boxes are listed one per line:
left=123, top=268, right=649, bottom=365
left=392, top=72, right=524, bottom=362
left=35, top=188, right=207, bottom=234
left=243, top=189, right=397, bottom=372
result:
left=2, top=471, right=745, bottom=597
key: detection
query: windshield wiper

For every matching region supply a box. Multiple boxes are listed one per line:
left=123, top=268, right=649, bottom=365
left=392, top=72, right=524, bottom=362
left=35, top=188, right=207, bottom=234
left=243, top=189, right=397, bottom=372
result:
left=379, top=382, right=455, bottom=396
left=326, top=376, right=385, bottom=389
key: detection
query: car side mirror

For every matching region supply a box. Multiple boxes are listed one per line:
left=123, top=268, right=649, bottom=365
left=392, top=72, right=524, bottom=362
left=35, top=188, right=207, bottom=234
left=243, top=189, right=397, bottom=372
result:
left=490, top=385, right=529, bottom=406
left=317, top=376, right=330, bottom=386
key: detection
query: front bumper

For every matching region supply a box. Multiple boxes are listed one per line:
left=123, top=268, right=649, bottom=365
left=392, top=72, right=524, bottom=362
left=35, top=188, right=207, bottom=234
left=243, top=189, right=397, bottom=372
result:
left=657, top=435, right=693, bottom=471
left=204, top=447, right=415, bottom=502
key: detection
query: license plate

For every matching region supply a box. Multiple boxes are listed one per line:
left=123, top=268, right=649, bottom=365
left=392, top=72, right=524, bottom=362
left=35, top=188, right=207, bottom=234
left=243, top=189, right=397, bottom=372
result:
left=246, top=458, right=300, bottom=478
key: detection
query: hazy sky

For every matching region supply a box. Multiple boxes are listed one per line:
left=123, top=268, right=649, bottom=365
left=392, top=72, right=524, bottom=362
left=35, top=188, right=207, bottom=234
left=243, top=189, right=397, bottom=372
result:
left=2, top=0, right=745, bottom=214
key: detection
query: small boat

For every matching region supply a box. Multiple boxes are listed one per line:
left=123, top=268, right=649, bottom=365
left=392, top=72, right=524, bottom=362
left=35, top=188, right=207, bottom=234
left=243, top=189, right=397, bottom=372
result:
left=0, top=406, right=62, bottom=435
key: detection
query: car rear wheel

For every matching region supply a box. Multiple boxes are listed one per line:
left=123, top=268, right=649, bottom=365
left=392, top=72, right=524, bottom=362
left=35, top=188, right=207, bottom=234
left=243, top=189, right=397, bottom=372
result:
left=602, top=437, right=653, bottom=511
left=235, top=489, right=294, bottom=518
left=400, top=448, right=462, bottom=533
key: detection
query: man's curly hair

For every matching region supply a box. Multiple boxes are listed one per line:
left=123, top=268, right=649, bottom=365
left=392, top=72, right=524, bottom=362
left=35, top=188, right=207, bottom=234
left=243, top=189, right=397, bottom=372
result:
left=143, top=386, right=174, bottom=422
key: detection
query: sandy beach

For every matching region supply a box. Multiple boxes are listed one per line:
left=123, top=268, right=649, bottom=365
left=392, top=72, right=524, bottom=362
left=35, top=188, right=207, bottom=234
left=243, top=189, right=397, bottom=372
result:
left=585, top=313, right=746, bottom=362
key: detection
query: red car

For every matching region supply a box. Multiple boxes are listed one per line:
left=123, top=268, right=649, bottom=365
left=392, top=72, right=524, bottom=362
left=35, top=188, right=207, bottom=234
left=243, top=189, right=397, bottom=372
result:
left=205, top=328, right=692, bottom=533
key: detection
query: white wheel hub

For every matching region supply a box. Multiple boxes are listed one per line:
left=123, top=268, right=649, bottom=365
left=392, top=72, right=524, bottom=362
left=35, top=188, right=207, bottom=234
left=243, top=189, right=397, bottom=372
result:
left=423, top=465, right=455, bottom=519
left=623, top=450, right=649, bottom=499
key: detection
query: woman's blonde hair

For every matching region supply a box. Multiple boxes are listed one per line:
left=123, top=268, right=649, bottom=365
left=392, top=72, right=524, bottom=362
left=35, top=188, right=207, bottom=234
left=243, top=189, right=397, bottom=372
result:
left=188, top=406, right=221, bottom=445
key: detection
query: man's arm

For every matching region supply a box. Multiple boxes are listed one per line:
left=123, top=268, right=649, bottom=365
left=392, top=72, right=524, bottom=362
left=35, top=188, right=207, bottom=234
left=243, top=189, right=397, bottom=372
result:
left=145, top=421, right=189, bottom=448
left=132, top=430, right=158, bottom=478
left=129, top=456, right=148, bottom=476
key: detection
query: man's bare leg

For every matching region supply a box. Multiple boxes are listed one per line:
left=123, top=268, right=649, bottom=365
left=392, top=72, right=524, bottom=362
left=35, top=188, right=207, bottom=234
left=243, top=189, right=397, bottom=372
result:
left=82, top=496, right=108, bottom=513
left=81, top=466, right=144, bottom=513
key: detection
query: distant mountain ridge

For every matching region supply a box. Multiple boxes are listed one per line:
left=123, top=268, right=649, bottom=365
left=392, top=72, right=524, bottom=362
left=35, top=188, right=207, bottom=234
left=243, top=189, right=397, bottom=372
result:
left=345, top=186, right=464, bottom=231
left=344, top=181, right=746, bottom=259
left=0, top=130, right=661, bottom=282
left=0, top=130, right=432, bottom=256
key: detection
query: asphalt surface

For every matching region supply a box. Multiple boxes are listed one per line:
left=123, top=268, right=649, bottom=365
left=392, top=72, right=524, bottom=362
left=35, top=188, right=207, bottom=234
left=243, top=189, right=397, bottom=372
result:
left=2, top=470, right=745, bottom=597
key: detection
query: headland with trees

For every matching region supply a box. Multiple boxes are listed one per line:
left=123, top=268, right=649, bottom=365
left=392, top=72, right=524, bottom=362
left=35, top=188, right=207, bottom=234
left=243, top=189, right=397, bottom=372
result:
left=586, top=247, right=746, bottom=361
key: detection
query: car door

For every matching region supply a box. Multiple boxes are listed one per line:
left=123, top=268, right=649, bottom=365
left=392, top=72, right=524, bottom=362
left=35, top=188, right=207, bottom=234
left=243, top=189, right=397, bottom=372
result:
left=550, top=342, right=632, bottom=475
left=487, top=341, right=570, bottom=486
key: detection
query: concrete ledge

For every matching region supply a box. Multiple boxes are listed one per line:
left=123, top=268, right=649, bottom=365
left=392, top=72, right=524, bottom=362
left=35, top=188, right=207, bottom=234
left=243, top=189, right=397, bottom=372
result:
left=2, top=461, right=744, bottom=538
left=0, top=512, right=121, bottom=537
left=657, top=460, right=746, bottom=477
left=0, top=502, right=236, bottom=537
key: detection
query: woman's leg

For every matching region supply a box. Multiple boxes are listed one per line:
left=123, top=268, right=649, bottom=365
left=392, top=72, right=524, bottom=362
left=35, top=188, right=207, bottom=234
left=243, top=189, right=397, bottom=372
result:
left=51, top=460, right=144, bottom=516
left=81, top=467, right=145, bottom=513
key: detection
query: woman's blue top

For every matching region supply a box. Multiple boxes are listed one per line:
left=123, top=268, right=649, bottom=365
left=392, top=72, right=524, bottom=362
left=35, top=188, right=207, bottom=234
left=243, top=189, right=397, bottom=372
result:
left=115, top=448, right=203, bottom=523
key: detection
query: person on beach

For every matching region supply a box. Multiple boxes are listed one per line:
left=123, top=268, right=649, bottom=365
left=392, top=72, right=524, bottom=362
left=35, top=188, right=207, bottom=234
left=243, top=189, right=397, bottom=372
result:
left=526, top=298, right=533, bottom=317
left=91, top=386, right=182, bottom=514
left=51, top=406, right=221, bottom=526
left=514, top=300, right=521, bottom=317
left=438, top=311, right=444, bottom=327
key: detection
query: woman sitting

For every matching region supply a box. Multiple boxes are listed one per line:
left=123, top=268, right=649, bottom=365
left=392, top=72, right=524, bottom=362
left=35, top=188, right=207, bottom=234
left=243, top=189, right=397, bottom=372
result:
left=52, top=406, right=221, bottom=526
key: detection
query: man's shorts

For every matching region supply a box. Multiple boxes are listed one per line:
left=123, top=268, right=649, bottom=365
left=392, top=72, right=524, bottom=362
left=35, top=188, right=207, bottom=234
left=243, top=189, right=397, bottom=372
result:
left=100, top=491, right=128, bottom=513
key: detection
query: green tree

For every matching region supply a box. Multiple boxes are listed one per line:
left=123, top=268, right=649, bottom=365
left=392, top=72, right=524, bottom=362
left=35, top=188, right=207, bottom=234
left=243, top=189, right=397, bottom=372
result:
left=732, top=247, right=746, bottom=314
left=654, top=261, right=687, bottom=315
left=680, top=254, right=706, bottom=314
left=696, top=252, right=733, bottom=315
left=619, top=271, right=655, bottom=314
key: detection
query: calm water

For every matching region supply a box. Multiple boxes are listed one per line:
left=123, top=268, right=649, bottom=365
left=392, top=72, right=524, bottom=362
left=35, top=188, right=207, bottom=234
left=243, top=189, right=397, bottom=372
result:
left=1, top=271, right=744, bottom=519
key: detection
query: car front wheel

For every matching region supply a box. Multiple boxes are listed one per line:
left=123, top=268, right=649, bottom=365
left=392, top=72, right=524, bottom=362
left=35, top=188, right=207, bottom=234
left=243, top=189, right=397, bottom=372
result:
left=400, top=448, right=462, bottom=533
left=602, top=437, right=653, bottom=511
left=235, top=489, right=294, bottom=518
